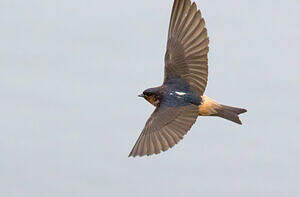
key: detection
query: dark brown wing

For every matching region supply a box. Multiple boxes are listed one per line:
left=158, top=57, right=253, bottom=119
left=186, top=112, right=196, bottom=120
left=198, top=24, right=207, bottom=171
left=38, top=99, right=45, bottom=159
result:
left=164, top=0, right=209, bottom=97
left=129, top=104, right=198, bottom=157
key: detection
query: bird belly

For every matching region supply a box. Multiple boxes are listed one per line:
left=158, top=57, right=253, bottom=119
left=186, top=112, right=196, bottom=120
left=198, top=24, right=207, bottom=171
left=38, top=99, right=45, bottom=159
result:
left=198, top=95, right=221, bottom=116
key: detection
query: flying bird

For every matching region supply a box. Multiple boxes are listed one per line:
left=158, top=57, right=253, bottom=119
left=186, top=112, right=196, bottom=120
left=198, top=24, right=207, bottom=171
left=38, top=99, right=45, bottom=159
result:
left=129, top=0, right=247, bottom=157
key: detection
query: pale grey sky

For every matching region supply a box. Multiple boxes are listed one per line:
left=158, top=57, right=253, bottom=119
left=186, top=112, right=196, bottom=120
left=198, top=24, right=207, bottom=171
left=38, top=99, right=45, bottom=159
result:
left=1, top=0, right=300, bottom=196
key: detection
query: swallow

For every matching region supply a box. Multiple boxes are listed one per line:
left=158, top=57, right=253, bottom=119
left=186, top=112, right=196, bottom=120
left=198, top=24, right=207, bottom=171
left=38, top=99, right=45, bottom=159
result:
left=129, top=0, right=247, bottom=157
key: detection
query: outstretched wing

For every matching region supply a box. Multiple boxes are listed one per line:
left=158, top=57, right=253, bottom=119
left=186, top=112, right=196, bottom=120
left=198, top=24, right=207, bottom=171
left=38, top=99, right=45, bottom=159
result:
left=129, top=103, right=198, bottom=157
left=164, top=0, right=209, bottom=97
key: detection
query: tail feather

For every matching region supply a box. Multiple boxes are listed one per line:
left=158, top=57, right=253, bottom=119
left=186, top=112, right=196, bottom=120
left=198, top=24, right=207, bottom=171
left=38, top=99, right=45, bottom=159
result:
left=215, top=105, right=247, bottom=125
left=220, top=105, right=247, bottom=115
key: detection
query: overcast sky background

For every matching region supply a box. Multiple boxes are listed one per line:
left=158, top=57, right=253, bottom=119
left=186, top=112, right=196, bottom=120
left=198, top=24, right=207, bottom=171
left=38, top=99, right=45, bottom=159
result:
left=1, top=0, right=300, bottom=196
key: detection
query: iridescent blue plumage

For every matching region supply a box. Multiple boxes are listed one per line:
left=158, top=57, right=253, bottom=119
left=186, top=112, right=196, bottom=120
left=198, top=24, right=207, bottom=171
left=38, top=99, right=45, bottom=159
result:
left=162, top=87, right=202, bottom=107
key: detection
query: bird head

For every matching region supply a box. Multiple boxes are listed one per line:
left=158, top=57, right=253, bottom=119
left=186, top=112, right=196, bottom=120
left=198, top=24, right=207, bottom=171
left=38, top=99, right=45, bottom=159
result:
left=139, top=88, right=160, bottom=106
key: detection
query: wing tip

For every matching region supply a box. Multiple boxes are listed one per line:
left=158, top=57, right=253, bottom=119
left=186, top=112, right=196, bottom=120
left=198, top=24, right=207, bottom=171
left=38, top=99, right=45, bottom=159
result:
left=128, top=150, right=163, bottom=158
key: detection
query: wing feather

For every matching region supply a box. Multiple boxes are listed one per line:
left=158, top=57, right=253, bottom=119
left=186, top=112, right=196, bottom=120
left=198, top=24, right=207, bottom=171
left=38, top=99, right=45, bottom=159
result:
left=129, top=104, right=198, bottom=157
left=164, top=0, right=209, bottom=97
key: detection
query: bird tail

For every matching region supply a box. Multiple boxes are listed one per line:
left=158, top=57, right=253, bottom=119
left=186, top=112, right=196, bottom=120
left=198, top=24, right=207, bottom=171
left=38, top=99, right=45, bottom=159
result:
left=199, top=96, right=247, bottom=125
left=214, top=105, right=247, bottom=125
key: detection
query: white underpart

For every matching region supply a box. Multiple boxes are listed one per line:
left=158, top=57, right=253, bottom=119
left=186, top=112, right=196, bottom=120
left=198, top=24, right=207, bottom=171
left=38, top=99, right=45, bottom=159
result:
left=175, top=91, right=186, bottom=96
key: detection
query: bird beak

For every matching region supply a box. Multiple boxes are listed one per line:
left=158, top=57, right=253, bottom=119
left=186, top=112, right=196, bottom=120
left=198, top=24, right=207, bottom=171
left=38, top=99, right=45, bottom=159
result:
left=138, top=94, right=144, bottom=98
